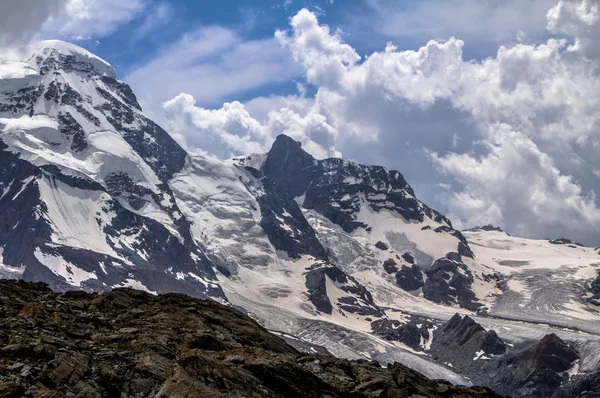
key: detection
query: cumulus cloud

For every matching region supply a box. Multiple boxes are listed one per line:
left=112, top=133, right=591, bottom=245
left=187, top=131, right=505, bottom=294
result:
left=158, top=0, right=600, bottom=243
left=547, top=0, right=600, bottom=59
left=429, top=124, right=600, bottom=239
left=162, top=93, right=338, bottom=159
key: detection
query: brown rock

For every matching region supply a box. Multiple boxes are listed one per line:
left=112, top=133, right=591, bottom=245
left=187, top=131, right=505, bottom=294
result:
left=18, top=303, right=40, bottom=318
left=0, top=381, right=24, bottom=398
left=51, top=352, right=90, bottom=385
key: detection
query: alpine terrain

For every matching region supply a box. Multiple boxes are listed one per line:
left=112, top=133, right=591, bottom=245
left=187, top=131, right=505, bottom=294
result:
left=1, top=40, right=600, bottom=397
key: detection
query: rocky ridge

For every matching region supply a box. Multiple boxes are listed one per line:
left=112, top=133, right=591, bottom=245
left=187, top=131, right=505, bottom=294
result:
left=0, top=280, right=502, bottom=398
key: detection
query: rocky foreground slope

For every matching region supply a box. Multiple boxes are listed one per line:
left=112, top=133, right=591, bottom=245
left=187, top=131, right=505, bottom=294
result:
left=0, top=280, right=501, bottom=398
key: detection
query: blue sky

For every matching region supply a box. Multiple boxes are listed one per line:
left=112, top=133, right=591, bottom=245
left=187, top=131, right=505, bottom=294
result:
left=61, top=0, right=558, bottom=107
left=86, top=0, right=345, bottom=105
left=2, top=0, right=600, bottom=243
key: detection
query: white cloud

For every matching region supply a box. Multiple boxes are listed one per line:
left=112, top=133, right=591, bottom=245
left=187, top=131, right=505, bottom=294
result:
left=429, top=124, right=600, bottom=239
left=275, top=9, right=361, bottom=90
left=160, top=1, right=600, bottom=243
left=547, top=0, right=600, bottom=59
left=162, top=93, right=337, bottom=159
left=0, top=0, right=149, bottom=49
left=126, top=25, right=301, bottom=119
left=0, top=0, right=68, bottom=47
left=130, top=2, right=173, bottom=43
left=46, top=0, right=147, bottom=39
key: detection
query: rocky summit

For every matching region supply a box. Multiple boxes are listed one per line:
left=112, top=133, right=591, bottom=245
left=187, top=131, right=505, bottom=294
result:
left=0, top=280, right=502, bottom=398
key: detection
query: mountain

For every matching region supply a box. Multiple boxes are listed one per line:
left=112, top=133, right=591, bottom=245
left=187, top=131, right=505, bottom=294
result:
left=1, top=40, right=600, bottom=397
left=0, top=41, right=223, bottom=301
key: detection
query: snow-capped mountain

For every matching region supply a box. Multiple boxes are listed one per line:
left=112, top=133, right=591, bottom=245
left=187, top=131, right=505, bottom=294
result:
left=1, top=41, right=600, bottom=397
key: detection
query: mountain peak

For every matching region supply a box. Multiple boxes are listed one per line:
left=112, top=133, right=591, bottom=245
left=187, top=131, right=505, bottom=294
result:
left=262, top=134, right=316, bottom=198
left=270, top=134, right=315, bottom=160
left=26, top=40, right=116, bottom=77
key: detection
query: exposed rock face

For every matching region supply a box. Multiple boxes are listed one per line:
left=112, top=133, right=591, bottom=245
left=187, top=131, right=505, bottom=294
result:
left=428, top=315, right=588, bottom=397
left=395, top=264, right=424, bottom=291
left=431, top=314, right=506, bottom=362
left=423, top=257, right=482, bottom=312
left=465, top=225, right=507, bottom=234
left=589, top=272, right=600, bottom=305
left=0, top=280, right=502, bottom=398
left=554, top=369, right=600, bottom=398
left=243, top=167, right=329, bottom=261
left=371, top=318, right=433, bottom=351
left=494, top=334, right=578, bottom=398
left=262, top=134, right=454, bottom=234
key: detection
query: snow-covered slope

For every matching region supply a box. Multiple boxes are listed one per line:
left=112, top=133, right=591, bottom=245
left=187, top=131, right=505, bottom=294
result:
left=465, top=229, right=600, bottom=332
left=2, top=41, right=600, bottom=396
left=0, top=40, right=223, bottom=300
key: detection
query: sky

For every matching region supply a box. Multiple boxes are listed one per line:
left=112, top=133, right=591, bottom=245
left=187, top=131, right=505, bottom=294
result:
left=1, top=0, right=600, bottom=244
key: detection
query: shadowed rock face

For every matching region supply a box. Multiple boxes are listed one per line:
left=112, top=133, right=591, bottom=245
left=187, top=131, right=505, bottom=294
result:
left=490, top=333, right=579, bottom=398
left=554, top=368, right=600, bottom=398
left=0, top=280, right=503, bottom=398
left=423, top=257, right=482, bottom=312
left=429, top=314, right=583, bottom=398
left=262, top=134, right=453, bottom=234
left=431, top=314, right=507, bottom=360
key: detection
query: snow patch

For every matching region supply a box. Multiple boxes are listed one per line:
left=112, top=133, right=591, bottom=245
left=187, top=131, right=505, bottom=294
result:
left=34, top=247, right=96, bottom=286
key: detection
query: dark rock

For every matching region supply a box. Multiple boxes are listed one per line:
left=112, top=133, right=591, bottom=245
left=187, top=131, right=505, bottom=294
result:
left=423, top=257, right=481, bottom=311
left=0, top=280, right=502, bottom=398
left=0, top=382, right=24, bottom=398
left=375, top=241, right=389, bottom=251
left=262, top=135, right=454, bottom=235
left=554, top=368, right=600, bottom=398
left=305, top=265, right=382, bottom=317
left=401, top=252, right=415, bottom=264
left=383, top=258, right=398, bottom=274
left=549, top=238, right=584, bottom=246
left=487, top=333, right=578, bottom=397
left=431, top=314, right=506, bottom=360
left=458, top=241, right=475, bottom=258
left=242, top=168, right=328, bottom=260
left=465, top=225, right=507, bottom=234
left=371, top=319, right=431, bottom=351
left=395, top=264, right=424, bottom=291
left=589, top=271, right=600, bottom=304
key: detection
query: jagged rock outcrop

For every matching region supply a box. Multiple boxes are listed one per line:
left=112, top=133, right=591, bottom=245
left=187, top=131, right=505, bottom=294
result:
left=429, top=315, right=584, bottom=397
left=262, top=134, right=457, bottom=236
left=465, top=225, right=507, bottom=234
left=423, top=257, right=482, bottom=311
left=371, top=318, right=433, bottom=351
left=0, top=280, right=502, bottom=398
left=486, top=333, right=579, bottom=398
left=431, top=314, right=506, bottom=362
left=395, top=264, right=424, bottom=291
left=554, top=369, right=600, bottom=398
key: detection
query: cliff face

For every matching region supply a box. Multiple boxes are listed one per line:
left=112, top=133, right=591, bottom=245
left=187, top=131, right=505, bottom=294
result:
left=0, top=280, right=502, bottom=398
